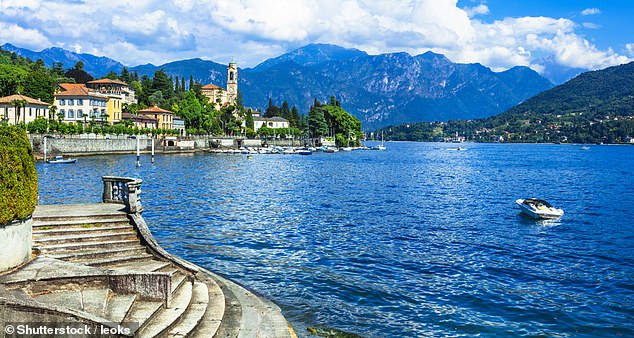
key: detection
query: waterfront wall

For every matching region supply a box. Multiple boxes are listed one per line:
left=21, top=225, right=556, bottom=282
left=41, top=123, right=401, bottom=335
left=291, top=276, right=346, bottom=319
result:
left=0, top=217, right=32, bottom=271
left=27, top=135, right=306, bottom=156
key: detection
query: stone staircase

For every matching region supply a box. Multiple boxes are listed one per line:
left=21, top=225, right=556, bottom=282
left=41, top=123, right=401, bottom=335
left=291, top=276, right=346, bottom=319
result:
left=0, top=203, right=295, bottom=337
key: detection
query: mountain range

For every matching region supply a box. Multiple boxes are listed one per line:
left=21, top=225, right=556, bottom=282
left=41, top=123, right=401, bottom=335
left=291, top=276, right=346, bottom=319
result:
left=2, top=43, right=554, bottom=129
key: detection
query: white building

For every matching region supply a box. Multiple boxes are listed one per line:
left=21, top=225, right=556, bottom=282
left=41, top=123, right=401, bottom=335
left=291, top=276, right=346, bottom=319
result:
left=253, top=116, right=289, bottom=132
left=0, top=94, right=50, bottom=125
left=54, top=84, right=108, bottom=124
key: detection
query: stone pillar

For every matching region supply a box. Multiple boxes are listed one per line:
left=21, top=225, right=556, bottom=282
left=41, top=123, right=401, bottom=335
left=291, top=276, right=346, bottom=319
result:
left=0, top=217, right=32, bottom=271
left=126, top=180, right=143, bottom=214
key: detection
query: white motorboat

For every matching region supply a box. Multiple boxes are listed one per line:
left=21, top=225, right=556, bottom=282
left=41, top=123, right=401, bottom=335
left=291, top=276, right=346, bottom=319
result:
left=516, top=198, right=564, bottom=219
left=46, top=155, right=77, bottom=164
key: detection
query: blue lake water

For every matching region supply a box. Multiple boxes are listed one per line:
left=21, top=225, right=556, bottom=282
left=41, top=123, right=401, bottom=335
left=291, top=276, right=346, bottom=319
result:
left=36, top=142, right=634, bottom=337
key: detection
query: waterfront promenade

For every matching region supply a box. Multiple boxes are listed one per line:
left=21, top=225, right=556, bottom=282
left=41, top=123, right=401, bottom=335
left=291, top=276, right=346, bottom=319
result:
left=0, top=177, right=295, bottom=337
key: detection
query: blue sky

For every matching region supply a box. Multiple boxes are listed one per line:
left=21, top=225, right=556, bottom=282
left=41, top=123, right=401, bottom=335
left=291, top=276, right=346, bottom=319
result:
left=459, top=0, right=633, bottom=54
left=0, top=0, right=632, bottom=75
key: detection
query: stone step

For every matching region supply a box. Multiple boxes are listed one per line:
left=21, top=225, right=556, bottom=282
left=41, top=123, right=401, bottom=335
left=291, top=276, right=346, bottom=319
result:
left=167, top=281, right=209, bottom=337
left=33, top=289, right=83, bottom=310
left=81, top=288, right=110, bottom=318
left=171, top=273, right=188, bottom=295
left=81, top=253, right=155, bottom=268
left=33, top=217, right=130, bottom=229
left=33, top=204, right=128, bottom=222
left=104, top=258, right=172, bottom=273
left=207, top=272, right=292, bottom=338
left=35, top=239, right=141, bottom=254
left=49, top=246, right=147, bottom=262
left=136, top=280, right=194, bottom=337
left=189, top=275, right=226, bottom=338
left=32, top=224, right=133, bottom=238
left=105, top=293, right=138, bottom=324
left=33, top=287, right=110, bottom=318
left=33, top=231, right=138, bottom=246
left=197, top=274, right=241, bottom=338
left=124, top=300, right=164, bottom=335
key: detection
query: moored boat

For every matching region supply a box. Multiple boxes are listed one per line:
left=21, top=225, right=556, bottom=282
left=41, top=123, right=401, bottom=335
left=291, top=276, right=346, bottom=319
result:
left=46, top=155, right=77, bottom=164
left=516, top=198, right=564, bottom=219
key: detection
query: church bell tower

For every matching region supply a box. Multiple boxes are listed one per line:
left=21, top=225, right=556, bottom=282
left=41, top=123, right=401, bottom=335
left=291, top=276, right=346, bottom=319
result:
left=227, top=61, right=238, bottom=106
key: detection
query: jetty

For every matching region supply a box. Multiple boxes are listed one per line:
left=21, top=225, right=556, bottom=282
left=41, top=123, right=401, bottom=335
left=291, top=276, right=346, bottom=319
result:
left=0, top=176, right=296, bottom=337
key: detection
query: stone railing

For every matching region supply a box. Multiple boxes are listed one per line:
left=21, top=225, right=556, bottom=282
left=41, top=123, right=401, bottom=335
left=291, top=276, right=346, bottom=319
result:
left=102, top=176, right=143, bottom=214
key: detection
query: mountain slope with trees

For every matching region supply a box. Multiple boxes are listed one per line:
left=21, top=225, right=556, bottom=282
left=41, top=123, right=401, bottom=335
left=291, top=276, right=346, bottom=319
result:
left=378, top=61, right=634, bottom=144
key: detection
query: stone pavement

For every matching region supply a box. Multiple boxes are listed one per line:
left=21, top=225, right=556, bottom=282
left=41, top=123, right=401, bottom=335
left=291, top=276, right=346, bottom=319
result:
left=0, top=203, right=296, bottom=337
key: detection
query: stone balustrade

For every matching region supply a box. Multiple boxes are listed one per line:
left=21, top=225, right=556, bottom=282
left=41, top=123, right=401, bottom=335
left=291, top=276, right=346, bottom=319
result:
left=102, top=176, right=143, bottom=214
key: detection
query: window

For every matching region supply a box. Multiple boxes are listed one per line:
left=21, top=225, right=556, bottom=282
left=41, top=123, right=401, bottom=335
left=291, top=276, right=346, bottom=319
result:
left=77, top=109, right=83, bottom=118
left=59, top=99, right=65, bottom=105
left=69, top=109, right=75, bottom=118
left=77, top=99, right=83, bottom=105
left=68, top=99, right=74, bottom=105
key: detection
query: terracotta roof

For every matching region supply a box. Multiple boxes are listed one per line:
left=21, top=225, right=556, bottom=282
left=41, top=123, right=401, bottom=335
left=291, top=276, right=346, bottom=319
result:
left=56, top=83, right=91, bottom=97
left=255, top=116, right=289, bottom=122
left=137, top=105, right=174, bottom=115
left=201, top=84, right=223, bottom=90
left=87, top=78, right=129, bottom=86
left=0, top=94, right=49, bottom=106
left=122, top=112, right=157, bottom=123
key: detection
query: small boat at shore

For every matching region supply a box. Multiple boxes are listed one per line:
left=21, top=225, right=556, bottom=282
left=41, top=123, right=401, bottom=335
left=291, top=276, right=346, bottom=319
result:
left=516, top=198, right=564, bottom=219
left=46, top=155, right=77, bottom=164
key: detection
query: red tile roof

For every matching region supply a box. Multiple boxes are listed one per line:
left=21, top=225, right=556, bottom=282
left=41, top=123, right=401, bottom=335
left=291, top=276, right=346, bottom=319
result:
left=122, top=112, right=157, bottom=123
left=56, top=83, right=90, bottom=97
left=0, top=94, right=49, bottom=106
left=137, top=105, right=174, bottom=115
left=87, top=78, right=129, bottom=86
left=201, top=84, right=223, bottom=90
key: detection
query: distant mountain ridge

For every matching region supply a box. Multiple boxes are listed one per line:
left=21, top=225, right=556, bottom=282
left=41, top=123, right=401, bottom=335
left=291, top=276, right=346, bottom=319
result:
left=1, top=42, right=554, bottom=129
left=1, top=43, right=124, bottom=77
left=130, top=44, right=553, bottom=128
left=501, top=61, right=634, bottom=118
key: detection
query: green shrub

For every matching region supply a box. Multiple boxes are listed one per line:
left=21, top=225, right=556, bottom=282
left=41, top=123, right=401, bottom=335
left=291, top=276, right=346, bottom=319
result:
left=0, top=126, right=38, bottom=224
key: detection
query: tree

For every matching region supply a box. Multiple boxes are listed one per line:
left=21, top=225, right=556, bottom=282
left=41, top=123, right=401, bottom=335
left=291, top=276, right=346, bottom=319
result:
left=120, top=67, right=132, bottom=83
left=308, top=106, right=328, bottom=139
left=281, top=101, right=290, bottom=120
left=74, top=61, right=85, bottom=70
left=10, top=98, right=27, bottom=125
left=64, top=68, right=93, bottom=83
left=290, top=106, right=300, bottom=127
left=245, top=111, right=254, bottom=132
left=0, top=64, right=27, bottom=97
left=151, top=69, right=173, bottom=105
left=24, top=69, right=55, bottom=103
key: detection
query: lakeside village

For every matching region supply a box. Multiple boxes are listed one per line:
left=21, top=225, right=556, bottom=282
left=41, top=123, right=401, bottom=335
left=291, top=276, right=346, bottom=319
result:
left=0, top=60, right=382, bottom=157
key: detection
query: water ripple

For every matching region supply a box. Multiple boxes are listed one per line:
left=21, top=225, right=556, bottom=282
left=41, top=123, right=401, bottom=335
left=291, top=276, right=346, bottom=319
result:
left=36, top=143, right=634, bottom=337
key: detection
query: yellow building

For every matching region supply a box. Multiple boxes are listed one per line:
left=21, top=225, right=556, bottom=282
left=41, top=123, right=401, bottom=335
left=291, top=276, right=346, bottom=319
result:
left=201, top=84, right=227, bottom=110
left=202, top=62, right=238, bottom=110
left=137, top=105, right=174, bottom=130
left=86, top=78, right=137, bottom=124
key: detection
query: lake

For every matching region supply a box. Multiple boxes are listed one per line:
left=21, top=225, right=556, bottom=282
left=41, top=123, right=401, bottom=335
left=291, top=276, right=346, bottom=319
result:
left=36, top=142, right=634, bottom=337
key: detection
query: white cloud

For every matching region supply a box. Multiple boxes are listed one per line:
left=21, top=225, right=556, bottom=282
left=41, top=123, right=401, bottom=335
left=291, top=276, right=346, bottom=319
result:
left=0, top=22, right=50, bottom=49
left=582, top=22, right=601, bottom=29
left=0, top=0, right=630, bottom=73
left=627, top=43, right=634, bottom=56
left=464, top=4, right=490, bottom=17
left=581, top=8, right=601, bottom=16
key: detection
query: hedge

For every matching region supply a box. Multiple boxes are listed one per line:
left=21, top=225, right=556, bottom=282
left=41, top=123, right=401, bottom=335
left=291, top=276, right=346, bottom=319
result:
left=0, top=126, right=38, bottom=224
